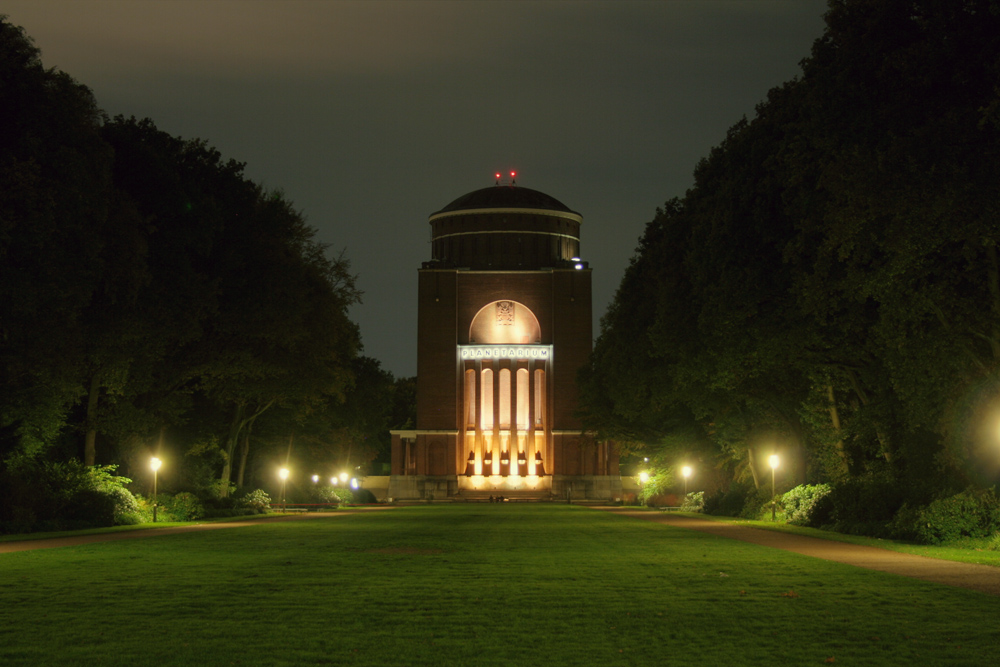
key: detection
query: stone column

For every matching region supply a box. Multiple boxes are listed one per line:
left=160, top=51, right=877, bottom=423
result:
left=474, top=360, right=483, bottom=474
left=527, top=359, right=536, bottom=474
left=509, top=360, right=518, bottom=475
left=492, top=359, right=500, bottom=475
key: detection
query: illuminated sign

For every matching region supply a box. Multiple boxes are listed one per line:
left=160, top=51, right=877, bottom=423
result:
left=460, top=345, right=550, bottom=360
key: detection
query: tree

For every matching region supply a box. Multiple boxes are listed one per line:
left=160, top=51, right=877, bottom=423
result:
left=0, top=17, right=113, bottom=457
left=581, top=0, right=1000, bottom=497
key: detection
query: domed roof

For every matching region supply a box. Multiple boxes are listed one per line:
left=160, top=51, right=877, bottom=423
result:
left=432, top=186, right=579, bottom=216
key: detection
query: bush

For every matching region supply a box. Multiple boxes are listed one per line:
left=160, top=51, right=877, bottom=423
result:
left=352, top=488, right=377, bottom=504
left=781, top=484, right=832, bottom=526
left=108, top=486, right=141, bottom=525
left=0, top=460, right=141, bottom=533
left=201, top=494, right=237, bottom=511
left=63, top=488, right=116, bottom=529
left=680, top=491, right=704, bottom=512
left=206, top=479, right=236, bottom=499
left=703, top=480, right=773, bottom=518
left=115, top=511, right=144, bottom=526
left=236, top=489, right=271, bottom=512
left=912, top=488, right=1000, bottom=545
left=331, top=488, right=355, bottom=505
left=820, top=472, right=905, bottom=537
left=163, top=492, right=205, bottom=521
left=311, top=486, right=343, bottom=505
left=703, top=482, right=751, bottom=517
left=887, top=503, right=922, bottom=542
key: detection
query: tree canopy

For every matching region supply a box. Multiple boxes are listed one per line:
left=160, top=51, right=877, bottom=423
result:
left=1, top=16, right=374, bottom=517
left=580, top=0, right=1000, bottom=503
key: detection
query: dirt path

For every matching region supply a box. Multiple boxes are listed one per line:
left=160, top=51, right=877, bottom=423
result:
left=0, top=508, right=392, bottom=555
left=597, top=508, right=1000, bottom=596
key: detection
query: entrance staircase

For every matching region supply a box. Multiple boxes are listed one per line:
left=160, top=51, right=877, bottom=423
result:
left=453, top=488, right=554, bottom=503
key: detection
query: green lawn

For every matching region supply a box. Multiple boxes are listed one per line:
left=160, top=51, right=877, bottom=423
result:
left=1, top=505, right=998, bottom=666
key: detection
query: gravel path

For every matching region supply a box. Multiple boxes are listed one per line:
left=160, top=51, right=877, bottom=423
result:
left=597, top=508, right=1000, bottom=596
left=0, top=508, right=389, bottom=555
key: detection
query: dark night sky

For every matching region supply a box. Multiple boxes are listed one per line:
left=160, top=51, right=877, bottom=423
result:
left=6, top=1, right=828, bottom=377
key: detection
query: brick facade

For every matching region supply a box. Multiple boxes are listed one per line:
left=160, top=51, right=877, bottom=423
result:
left=389, top=185, right=621, bottom=501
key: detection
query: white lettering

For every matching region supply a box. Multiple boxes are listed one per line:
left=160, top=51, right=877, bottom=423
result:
left=459, top=345, right=551, bottom=361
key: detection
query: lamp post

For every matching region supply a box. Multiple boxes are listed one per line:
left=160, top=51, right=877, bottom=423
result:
left=279, top=467, right=289, bottom=513
left=768, top=454, right=780, bottom=521
left=681, top=465, right=692, bottom=497
left=150, top=457, right=162, bottom=522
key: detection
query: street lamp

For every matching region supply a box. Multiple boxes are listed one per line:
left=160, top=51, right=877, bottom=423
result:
left=339, top=472, right=348, bottom=484
left=638, top=471, right=649, bottom=504
left=311, top=474, right=319, bottom=483
left=768, top=454, right=780, bottom=520
left=279, top=467, right=289, bottom=513
left=681, top=465, right=692, bottom=497
left=150, top=457, right=162, bottom=523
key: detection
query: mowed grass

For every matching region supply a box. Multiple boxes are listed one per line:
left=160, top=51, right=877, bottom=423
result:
left=1, top=506, right=998, bottom=666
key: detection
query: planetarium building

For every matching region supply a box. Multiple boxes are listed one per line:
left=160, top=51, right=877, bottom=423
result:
left=388, top=180, right=621, bottom=501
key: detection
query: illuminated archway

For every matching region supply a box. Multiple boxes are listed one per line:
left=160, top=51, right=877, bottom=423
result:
left=469, top=300, right=541, bottom=344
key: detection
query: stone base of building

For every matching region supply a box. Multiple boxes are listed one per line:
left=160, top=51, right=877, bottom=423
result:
left=386, top=475, right=458, bottom=502
left=550, top=475, right=624, bottom=502
left=387, top=474, right=622, bottom=502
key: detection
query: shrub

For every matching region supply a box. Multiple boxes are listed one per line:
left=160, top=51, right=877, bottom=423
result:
left=115, top=511, right=144, bottom=526
left=236, top=489, right=271, bottom=512
left=311, top=486, right=343, bottom=505
left=108, top=486, right=141, bottom=525
left=63, top=488, right=116, bottom=529
left=163, top=492, right=205, bottom=521
left=331, top=488, right=355, bottom=505
left=680, top=491, right=704, bottom=512
left=703, top=482, right=751, bottom=517
left=2, top=507, right=37, bottom=535
left=888, top=503, right=923, bottom=542
left=781, top=484, right=832, bottom=526
left=913, top=488, right=1000, bottom=545
left=206, top=479, right=236, bottom=499
left=352, top=488, right=377, bottom=504
left=739, top=487, right=772, bottom=520
left=820, top=471, right=905, bottom=537
left=702, top=480, right=770, bottom=518
left=201, top=494, right=237, bottom=511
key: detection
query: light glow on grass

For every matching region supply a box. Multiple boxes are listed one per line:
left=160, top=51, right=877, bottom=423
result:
left=1, top=506, right=998, bottom=666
